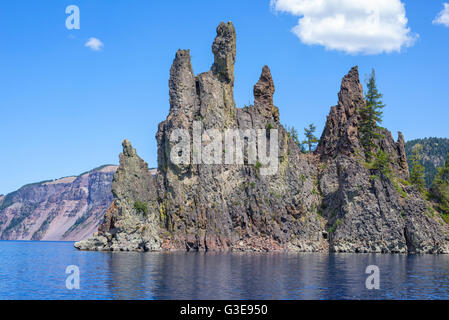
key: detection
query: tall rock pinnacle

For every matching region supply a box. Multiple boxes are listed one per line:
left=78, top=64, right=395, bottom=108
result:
left=337, top=66, right=364, bottom=116
left=211, top=22, right=236, bottom=85
left=254, top=65, right=275, bottom=107
left=169, top=49, right=197, bottom=114
left=316, top=66, right=364, bottom=158
left=253, top=65, right=279, bottom=123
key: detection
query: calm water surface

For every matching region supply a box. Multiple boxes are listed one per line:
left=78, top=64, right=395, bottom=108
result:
left=1, top=241, right=449, bottom=299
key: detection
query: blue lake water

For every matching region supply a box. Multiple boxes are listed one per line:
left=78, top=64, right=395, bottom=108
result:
left=1, top=241, right=449, bottom=300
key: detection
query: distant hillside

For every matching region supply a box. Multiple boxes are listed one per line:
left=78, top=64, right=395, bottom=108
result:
left=0, top=165, right=118, bottom=241
left=405, top=138, right=449, bottom=187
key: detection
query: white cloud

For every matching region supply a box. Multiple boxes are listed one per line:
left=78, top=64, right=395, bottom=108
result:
left=84, top=37, right=104, bottom=51
left=433, top=3, right=449, bottom=27
left=271, top=0, right=417, bottom=55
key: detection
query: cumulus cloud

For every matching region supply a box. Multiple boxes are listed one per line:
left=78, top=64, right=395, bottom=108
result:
left=84, top=37, right=104, bottom=51
left=271, top=0, right=417, bottom=54
left=433, top=3, right=449, bottom=26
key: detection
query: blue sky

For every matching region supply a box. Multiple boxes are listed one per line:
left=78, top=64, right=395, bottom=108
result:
left=0, top=0, right=448, bottom=195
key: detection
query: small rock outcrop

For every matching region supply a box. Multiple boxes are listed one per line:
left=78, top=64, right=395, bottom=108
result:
left=75, top=22, right=449, bottom=253
left=75, top=140, right=162, bottom=251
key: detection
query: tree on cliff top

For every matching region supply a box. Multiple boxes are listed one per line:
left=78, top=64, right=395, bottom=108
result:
left=431, top=153, right=449, bottom=215
left=410, top=144, right=426, bottom=193
left=360, top=69, right=385, bottom=161
left=287, top=126, right=300, bottom=146
left=302, top=123, right=319, bottom=153
left=405, top=138, right=449, bottom=188
left=287, top=125, right=306, bottom=153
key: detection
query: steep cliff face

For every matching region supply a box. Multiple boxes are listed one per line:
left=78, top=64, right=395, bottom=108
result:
left=75, top=22, right=449, bottom=253
left=0, top=165, right=117, bottom=241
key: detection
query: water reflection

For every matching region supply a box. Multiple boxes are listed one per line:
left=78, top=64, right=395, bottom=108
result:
left=100, top=251, right=449, bottom=300
left=2, top=241, right=449, bottom=299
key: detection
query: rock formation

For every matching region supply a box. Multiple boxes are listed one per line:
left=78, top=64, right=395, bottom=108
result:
left=75, top=22, right=449, bottom=253
left=317, top=67, right=449, bottom=253
left=75, top=141, right=162, bottom=251
left=0, top=165, right=118, bottom=241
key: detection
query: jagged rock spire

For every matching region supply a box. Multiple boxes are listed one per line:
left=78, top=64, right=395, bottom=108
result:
left=122, top=139, right=137, bottom=157
left=338, top=66, right=364, bottom=117
left=211, top=22, right=236, bottom=84
left=316, top=66, right=364, bottom=158
left=317, top=67, right=411, bottom=180
left=115, top=139, right=156, bottom=202
left=254, top=65, right=275, bottom=107
left=253, top=65, right=279, bottom=123
left=168, top=49, right=197, bottom=114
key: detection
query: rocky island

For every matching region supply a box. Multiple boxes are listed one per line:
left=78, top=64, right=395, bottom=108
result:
left=75, top=22, right=449, bottom=254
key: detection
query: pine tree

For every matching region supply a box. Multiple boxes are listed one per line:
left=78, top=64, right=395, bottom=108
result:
left=410, top=144, right=426, bottom=192
left=287, top=126, right=300, bottom=148
left=431, top=153, right=449, bottom=215
left=359, top=69, right=385, bottom=161
left=302, top=123, right=319, bottom=153
left=372, top=149, right=391, bottom=178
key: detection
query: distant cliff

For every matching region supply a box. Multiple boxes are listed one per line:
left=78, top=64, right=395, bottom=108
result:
left=0, top=165, right=117, bottom=241
left=75, top=22, right=449, bottom=254
left=405, top=138, right=449, bottom=187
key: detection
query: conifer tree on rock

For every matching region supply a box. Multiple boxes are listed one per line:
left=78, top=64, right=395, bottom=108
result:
left=410, top=144, right=426, bottom=193
left=359, top=69, right=385, bottom=161
left=302, top=123, right=319, bottom=153
left=431, top=153, right=449, bottom=216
